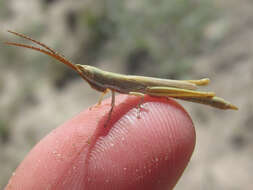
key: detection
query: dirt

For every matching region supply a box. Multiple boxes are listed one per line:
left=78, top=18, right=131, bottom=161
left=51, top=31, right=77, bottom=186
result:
left=0, top=0, right=252, bottom=189
left=176, top=1, right=253, bottom=189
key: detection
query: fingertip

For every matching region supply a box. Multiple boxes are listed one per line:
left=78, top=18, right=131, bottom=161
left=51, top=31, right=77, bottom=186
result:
left=86, top=96, right=195, bottom=190
left=6, top=95, right=195, bottom=190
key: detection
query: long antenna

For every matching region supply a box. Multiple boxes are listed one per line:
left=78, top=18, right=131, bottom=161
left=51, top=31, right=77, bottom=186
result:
left=7, top=30, right=56, bottom=54
left=5, top=30, right=94, bottom=85
left=5, top=30, right=78, bottom=71
left=5, top=41, right=79, bottom=71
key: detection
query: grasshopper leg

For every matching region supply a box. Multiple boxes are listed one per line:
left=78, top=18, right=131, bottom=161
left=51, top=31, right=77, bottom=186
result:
left=129, top=92, right=146, bottom=118
left=177, top=96, right=238, bottom=110
left=89, top=88, right=109, bottom=111
left=146, top=86, right=215, bottom=98
left=98, top=88, right=110, bottom=106
left=104, top=90, right=115, bottom=128
left=183, top=78, right=210, bottom=86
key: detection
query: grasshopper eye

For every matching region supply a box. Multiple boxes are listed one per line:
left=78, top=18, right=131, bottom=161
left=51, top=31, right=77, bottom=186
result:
left=75, top=64, right=89, bottom=74
left=75, top=64, right=84, bottom=72
left=75, top=64, right=93, bottom=78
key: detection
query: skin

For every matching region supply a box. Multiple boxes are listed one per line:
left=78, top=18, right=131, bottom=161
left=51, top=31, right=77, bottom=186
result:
left=5, top=95, right=195, bottom=190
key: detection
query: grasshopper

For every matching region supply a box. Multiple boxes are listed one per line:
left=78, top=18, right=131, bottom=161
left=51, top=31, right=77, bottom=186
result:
left=5, top=31, right=238, bottom=126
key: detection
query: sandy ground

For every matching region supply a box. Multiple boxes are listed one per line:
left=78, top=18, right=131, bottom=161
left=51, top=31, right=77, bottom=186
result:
left=0, top=0, right=252, bottom=189
left=176, top=1, right=253, bottom=189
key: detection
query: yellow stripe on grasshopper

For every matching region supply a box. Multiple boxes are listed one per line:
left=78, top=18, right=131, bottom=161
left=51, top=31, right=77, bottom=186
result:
left=146, top=86, right=215, bottom=98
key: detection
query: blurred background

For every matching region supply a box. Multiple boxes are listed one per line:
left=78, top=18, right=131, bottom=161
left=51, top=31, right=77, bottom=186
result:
left=0, top=0, right=251, bottom=189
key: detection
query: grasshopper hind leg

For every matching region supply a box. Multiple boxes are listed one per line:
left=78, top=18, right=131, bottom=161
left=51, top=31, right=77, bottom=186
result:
left=129, top=92, right=146, bottom=118
left=184, top=78, right=210, bottom=86
left=177, top=96, right=238, bottom=110
left=146, top=86, right=215, bottom=98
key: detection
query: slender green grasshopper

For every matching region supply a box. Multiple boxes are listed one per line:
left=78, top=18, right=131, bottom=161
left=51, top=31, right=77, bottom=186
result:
left=5, top=31, right=238, bottom=126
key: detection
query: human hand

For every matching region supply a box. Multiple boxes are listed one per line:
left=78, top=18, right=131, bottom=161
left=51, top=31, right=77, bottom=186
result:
left=6, top=95, right=195, bottom=190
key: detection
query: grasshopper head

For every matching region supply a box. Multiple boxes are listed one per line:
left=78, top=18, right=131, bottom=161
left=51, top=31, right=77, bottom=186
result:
left=75, top=64, right=106, bottom=92
left=75, top=64, right=94, bottom=80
